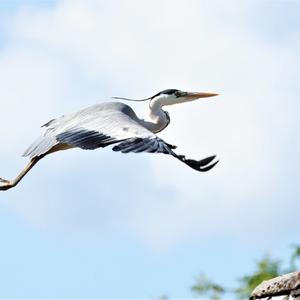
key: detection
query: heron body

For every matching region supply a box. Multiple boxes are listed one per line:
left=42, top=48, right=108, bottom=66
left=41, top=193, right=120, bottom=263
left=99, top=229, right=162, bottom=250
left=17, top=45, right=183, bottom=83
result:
left=23, top=102, right=170, bottom=158
left=0, top=89, right=219, bottom=191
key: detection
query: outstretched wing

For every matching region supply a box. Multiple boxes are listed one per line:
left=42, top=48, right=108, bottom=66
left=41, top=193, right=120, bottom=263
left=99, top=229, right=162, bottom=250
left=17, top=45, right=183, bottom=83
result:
left=112, top=137, right=218, bottom=172
left=23, top=102, right=218, bottom=172
left=112, top=137, right=176, bottom=154
left=23, top=102, right=156, bottom=157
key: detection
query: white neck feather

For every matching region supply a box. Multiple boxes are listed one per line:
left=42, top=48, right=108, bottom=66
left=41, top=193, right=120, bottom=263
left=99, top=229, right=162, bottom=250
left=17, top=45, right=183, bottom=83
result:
left=139, top=96, right=170, bottom=133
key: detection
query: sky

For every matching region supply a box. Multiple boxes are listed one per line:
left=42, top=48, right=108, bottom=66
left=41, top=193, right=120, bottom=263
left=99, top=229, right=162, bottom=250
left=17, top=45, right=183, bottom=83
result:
left=0, top=0, right=300, bottom=298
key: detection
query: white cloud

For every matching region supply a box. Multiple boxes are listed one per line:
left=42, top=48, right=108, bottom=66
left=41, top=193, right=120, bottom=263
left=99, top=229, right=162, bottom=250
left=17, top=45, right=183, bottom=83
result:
left=0, top=0, right=300, bottom=250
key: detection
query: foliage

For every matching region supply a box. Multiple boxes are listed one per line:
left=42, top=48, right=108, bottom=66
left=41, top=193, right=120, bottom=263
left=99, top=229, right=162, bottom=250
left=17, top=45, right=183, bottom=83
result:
left=191, top=245, right=300, bottom=300
left=191, top=274, right=225, bottom=300
left=234, top=255, right=280, bottom=299
left=290, top=244, right=300, bottom=270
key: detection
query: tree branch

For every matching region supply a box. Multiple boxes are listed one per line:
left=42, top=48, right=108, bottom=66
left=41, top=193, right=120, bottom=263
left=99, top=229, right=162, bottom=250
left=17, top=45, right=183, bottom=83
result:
left=250, top=271, right=300, bottom=299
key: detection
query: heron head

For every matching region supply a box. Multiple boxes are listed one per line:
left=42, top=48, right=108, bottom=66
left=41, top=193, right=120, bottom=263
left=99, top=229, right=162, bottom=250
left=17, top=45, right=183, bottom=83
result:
left=112, top=89, right=218, bottom=106
left=150, top=89, right=219, bottom=106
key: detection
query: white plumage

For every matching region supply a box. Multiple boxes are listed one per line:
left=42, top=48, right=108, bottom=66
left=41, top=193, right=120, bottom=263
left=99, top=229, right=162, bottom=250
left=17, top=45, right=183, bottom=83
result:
left=0, top=89, right=219, bottom=191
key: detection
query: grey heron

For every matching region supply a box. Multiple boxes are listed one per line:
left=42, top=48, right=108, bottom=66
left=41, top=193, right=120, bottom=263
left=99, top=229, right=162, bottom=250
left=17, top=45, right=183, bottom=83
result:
left=0, top=89, right=219, bottom=191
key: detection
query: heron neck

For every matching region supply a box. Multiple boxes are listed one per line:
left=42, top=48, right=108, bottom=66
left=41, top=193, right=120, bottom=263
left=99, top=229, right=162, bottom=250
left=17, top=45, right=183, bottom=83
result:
left=140, top=100, right=170, bottom=133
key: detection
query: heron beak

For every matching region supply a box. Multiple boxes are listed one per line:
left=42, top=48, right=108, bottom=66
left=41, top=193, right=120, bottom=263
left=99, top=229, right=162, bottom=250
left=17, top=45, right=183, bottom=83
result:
left=185, top=92, right=219, bottom=99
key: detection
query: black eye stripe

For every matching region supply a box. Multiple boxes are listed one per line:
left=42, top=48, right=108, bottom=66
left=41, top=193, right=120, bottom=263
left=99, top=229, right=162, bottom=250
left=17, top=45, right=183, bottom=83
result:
left=160, top=89, right=179, bottom=95
left=152, top=89, right=179, bottom=98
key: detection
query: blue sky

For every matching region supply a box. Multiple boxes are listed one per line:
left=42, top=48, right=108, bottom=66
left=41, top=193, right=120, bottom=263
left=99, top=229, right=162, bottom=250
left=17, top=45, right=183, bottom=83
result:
left=0, top=0, right=300, bottom=298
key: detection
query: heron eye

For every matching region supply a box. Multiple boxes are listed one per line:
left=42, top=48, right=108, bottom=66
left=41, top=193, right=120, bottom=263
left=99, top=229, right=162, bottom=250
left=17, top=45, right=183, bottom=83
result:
left=174, top=91, right=180, bottom=98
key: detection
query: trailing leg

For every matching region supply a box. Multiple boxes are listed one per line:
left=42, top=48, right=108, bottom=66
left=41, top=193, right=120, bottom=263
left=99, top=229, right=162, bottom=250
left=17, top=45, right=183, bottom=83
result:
left=0, top=157, right=42, bottom=191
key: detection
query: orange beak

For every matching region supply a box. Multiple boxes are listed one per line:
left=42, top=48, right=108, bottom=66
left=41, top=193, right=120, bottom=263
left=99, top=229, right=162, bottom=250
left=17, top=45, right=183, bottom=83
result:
left=185, top=92, right=219, bottom=99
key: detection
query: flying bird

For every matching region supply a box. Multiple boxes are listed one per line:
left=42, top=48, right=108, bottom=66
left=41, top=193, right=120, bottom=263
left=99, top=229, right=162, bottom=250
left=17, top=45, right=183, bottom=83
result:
left=0, top=89, right=219, bottom=191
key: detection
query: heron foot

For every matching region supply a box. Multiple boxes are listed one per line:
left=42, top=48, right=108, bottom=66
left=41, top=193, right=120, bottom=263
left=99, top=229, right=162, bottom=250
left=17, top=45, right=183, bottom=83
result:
left=0, top=178, right=13, bottom=191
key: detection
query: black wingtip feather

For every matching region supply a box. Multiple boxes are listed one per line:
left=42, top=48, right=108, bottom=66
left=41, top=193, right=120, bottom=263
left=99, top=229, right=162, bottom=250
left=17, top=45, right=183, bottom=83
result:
left=173, top=154, right=219, bottom=172
left=198, top=160, right=219, bottom=172
left=112, top=137, right=219, bottom=173
left=197, top=155, right=217, bottom=166
left=112, top=137, right=173, bottom=154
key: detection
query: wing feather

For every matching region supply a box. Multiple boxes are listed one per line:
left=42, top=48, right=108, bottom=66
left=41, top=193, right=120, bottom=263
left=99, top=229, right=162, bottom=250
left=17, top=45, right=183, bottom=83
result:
left=23, top=101, right=219, bottom=172
left=112, top=137, right=174, bottom=154
left=112, top=137, right=218, bottom=172
left=23, top=102, right=156, bottom=157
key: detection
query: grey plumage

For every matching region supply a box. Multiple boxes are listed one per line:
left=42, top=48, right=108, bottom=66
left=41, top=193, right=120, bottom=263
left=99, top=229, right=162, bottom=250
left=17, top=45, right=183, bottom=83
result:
left=1, top=89, right=219, bottom=192
left=23, top=102, right=154, bottom=158
left=22, top=100, right=218, bottom=172
left=112, top=137, right=176, bottom=154
left=23, top=134, right=57, bottom=158
left=57, top=129, right=115, bottom=150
